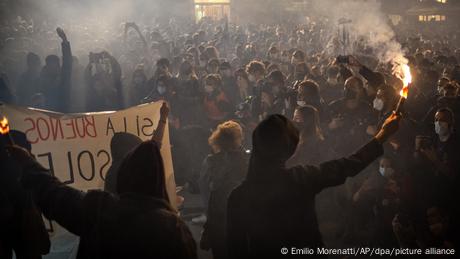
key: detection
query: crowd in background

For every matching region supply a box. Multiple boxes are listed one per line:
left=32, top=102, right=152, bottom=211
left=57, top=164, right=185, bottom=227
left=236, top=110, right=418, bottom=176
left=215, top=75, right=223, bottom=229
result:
left=1, top=11, right=460, bottom=258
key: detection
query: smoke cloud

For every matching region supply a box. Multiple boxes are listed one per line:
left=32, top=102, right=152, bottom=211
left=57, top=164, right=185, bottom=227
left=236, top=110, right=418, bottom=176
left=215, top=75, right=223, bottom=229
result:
left=310, top=0, right=408, bottom=75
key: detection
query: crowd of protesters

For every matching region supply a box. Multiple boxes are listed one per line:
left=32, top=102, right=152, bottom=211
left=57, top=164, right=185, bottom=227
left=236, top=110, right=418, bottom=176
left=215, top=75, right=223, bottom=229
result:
left=1, top=9, right=460, bottom=259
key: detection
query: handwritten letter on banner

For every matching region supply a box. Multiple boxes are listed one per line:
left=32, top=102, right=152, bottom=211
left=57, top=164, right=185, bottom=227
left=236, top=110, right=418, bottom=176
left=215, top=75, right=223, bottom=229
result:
left=1, top=102, right=177, bottom=208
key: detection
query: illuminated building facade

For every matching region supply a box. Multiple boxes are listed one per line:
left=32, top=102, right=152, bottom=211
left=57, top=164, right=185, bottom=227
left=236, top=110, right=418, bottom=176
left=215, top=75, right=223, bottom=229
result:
left=194, top=0, right=231, bottom=22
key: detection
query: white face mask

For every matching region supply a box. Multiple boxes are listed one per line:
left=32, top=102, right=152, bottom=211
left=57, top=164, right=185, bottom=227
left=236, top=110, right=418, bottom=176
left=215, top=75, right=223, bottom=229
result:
left=379, top=166, right=386, bottom=177
left=435, top=121, right=450, bottom=137
left=297, top=100, right=306, bottom=107
left=373, top=98, right=384, bottom=111
left=205, top=84, right=214, bottom=94
left=379, top=166, right=394, bottom=177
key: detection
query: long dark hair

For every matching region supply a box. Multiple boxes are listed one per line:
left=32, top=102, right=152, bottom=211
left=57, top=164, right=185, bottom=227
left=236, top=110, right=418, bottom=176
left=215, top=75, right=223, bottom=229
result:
left=116, top=140, right=170, bottom=204
left=295, top=105, right=324, bottom=141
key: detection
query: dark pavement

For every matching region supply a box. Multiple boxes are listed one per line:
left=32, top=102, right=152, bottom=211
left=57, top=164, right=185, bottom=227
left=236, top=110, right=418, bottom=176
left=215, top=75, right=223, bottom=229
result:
left=180, top=189, right=213, bottom=259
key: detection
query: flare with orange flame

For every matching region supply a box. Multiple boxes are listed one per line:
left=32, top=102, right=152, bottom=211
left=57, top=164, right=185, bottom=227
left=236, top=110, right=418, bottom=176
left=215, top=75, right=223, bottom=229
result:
left=0, top=116, right=10, bottom=134
left=0, top=116, right=14, bottom=145
left=394, top=64, right=412, bottom=114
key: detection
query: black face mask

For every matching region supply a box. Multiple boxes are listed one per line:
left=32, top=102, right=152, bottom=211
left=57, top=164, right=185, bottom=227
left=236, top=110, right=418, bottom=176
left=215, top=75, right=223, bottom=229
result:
left=344, top=88, right=358, bottom=100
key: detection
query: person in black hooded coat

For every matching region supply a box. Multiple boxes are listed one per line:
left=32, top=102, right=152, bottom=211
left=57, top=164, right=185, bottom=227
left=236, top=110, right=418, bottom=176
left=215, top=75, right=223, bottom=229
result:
left=227, top=113, right=400, bottom=258
left=5, top=113, right=197, bottom=259
left=104, top=102, right=169, bottom=194
left=6, top=140, right=197, bottom=259
left=103, top=132, right=142, bottom=194
left=0, top=131, right=50, bottom=259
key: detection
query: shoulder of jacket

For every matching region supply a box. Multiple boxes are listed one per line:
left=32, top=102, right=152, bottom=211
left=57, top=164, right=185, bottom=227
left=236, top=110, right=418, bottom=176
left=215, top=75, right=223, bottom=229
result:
left=85, top=190, right=116, bottom=202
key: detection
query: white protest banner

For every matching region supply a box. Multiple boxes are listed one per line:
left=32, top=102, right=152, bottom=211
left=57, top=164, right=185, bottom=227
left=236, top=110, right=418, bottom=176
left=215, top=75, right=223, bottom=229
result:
left=0, top=102, right=177, bottom=208
left=1, top=101, right=178, bottom=256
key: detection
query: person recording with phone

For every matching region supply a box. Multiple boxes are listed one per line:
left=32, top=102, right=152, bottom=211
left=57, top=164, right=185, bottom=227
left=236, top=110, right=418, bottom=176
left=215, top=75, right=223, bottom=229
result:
left=84, top=50, right=123, bottom=111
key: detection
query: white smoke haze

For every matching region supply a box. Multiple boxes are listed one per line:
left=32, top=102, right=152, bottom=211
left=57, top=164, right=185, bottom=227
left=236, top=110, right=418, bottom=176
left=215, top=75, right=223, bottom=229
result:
left=1, top=0, right=411, bottom=78
left=0, top=0, right=192, bottom=63
left=310, top=0, right=408, bottom=76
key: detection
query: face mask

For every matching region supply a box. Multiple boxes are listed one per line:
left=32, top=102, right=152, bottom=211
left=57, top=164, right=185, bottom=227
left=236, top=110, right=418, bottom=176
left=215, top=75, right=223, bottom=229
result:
left=373, top=98, right=384, bottom=111
left=327, top=77, right=338, bottom=85
left=379, top=166, right=394, bottom=176
left=435, top=121, right=450, bottom=137
left=379, top=166, right=386, bottom=176
left=157, top=86, right=166, bottom=95
left=205, top=85, right=214, bottom=94
left=248, top=74, right=256, bottom=83
left=297, top=100, right=306, bottom=107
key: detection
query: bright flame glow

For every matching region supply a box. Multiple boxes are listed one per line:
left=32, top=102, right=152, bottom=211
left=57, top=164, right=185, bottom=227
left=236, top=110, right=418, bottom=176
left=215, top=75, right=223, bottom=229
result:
left=0, top=116, right=10, bottom=135
left=397, top=64, right=412, bottom=99
left=400, top=87, right=409, bottom=99
left=401, top=64, right=412, bottom=87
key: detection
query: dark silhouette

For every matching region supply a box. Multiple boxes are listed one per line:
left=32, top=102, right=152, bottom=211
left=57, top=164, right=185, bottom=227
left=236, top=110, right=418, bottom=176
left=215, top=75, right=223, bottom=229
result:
left=6, top=139, right=197, bottom=259
left=227, top=113, right=399, bottom=258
